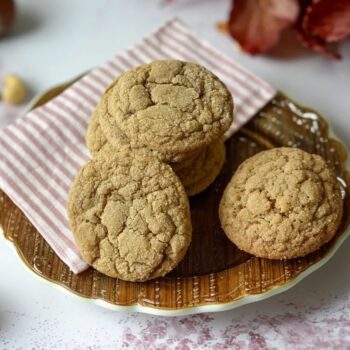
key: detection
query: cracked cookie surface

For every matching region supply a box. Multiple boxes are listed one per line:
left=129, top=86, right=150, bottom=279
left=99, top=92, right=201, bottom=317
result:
left=174, top=140, right=226, bottom=196
left=105, top=60, right=233, bottom=156
left=67, top=151, right=192, bottom=281
left=99, top=88, right=201, bottom=163
left=219, top=147, right=343, bottom=259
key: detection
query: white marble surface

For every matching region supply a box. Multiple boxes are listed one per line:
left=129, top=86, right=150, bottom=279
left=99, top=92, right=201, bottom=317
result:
left=1, top=0, right=350, bottom=348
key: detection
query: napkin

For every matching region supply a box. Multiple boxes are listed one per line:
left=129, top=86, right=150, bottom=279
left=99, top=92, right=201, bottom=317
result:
left=0, top=18, right=276, bottom=273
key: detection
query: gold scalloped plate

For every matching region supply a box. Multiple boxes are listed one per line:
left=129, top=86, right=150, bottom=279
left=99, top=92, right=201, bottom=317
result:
left=1, top=81, right=349, bottom=316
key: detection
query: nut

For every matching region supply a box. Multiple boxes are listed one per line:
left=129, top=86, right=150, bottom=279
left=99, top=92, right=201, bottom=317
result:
left=2, top=73, right=27, bottom=105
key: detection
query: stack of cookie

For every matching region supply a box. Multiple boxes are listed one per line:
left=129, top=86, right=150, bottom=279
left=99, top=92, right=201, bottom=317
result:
left=68, top=60, right=233, bottom=282
left=86, top=60, right=233, bottom=196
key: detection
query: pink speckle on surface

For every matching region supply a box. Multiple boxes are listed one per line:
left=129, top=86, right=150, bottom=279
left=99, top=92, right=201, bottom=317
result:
left=107, top=296, right=350, bottom=349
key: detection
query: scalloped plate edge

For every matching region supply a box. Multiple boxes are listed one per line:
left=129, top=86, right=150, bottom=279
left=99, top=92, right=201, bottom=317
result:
left=2, top=218, right=349, bottom=317
left=1, top=89, right=350, bottom=316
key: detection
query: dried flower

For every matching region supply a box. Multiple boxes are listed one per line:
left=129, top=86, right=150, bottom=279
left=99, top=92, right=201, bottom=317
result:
left=227, top=0, right=300, bottom=54
left=226, top=0, right=350, bottom=58
left=294, top=0, right=350, bottom=59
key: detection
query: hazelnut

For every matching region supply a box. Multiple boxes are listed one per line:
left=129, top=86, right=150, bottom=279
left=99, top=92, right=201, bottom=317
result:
left=2, top=73, right=28, bottom=105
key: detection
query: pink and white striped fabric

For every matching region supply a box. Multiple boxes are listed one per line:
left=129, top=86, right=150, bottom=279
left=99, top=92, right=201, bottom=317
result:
left=0, top=18, right=276, bottom=273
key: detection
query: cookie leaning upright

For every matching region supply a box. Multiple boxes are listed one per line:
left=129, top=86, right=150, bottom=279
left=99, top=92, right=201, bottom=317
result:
left=67, top=151, right=192, bottom=282
left=219, top=147, right=343, bottom=259
left=105, top=60, right=233, bottom=158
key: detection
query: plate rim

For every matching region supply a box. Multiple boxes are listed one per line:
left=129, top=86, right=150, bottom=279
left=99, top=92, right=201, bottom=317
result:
left=2, top=220, right=350, bottom=317
left=2, top=86, right=350, bottom=317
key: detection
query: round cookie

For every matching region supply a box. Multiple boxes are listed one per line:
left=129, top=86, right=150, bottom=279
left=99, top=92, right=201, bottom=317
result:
left=106, top=60, right=233, bottom=156
left=68, top=151, right=192, bottom=281
left=99, top=89, right=201, bottom=163
left=219, top=147, right=343, bottom=259
left=174, top=140, right=226, bottom=196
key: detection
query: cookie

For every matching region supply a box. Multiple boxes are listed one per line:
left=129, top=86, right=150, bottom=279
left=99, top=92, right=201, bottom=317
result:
left=99, top=88, right=201, bottom=163
left=86, top=107, right=110, bottom=157
left=86, top=107, right=201, bottom=164
left=174, top=140, right=226, bottom=196
left=105, top=60, right=233, bottom=156
left=170, top=151, right=203, bottom=172
left=67, top=151, right=192, bottom=281
left=219, top=147, right=343, bottom=259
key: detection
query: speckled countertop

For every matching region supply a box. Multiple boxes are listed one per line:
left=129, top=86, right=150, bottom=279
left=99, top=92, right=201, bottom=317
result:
left=1, top=0, right=350, bottom=349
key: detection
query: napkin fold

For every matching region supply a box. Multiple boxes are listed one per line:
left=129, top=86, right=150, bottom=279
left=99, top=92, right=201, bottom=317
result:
left=0, top=18, right=276, bottom=273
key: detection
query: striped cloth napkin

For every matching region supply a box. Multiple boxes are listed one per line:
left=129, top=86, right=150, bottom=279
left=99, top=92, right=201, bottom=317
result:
left=0, top=18, right=276, bottom=273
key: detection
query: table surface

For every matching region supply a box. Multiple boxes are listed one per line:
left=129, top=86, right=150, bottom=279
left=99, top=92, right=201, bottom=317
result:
left=1, top=0, right=350, bottom=349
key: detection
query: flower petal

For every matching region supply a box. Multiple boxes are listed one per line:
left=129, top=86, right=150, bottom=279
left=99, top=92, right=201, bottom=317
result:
left=227, top=0, right=300, bottom=54
left=305, top=0, right=350, bottom=42
left=295, top=27, right=341, bottom=59
left=294, top=0, right=349, bottom=59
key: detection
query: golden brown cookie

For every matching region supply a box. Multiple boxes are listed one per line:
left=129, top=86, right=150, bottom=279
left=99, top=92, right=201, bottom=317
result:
left=67, top=151, right=192, bottom=281
left=86, top=107, right=110, bottom=157
left=105, top=60, right=233, bottom=156
left=174, top=140, right=226, bottom=196
left=219, top=147, right=343, bottom=259
left=99, top=88, right=202, bottom=163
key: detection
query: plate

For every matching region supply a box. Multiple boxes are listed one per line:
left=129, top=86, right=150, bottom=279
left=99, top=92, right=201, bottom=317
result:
left=1, top=82, right=349, bottom=316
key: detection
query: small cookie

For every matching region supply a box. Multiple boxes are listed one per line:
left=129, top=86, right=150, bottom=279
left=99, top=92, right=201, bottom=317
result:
left=106, top=60, right=233, bottom=156
left=174, top=140, right=226, bottom=196
left=219, top=147, right=343, bottom=259
left=99, top=89, right=201, bottom=163
left=68, top=151, right=192, bottom=281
